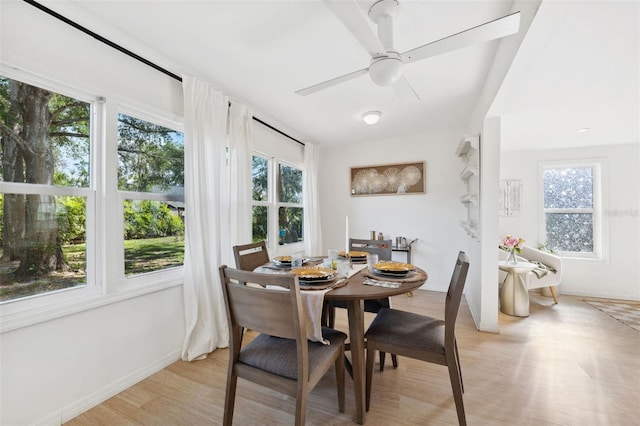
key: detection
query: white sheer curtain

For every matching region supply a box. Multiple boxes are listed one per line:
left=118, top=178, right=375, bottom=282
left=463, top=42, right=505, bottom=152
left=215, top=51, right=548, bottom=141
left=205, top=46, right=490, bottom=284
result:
left=226, top=103, right=253, bottom=251
left=303, top=142, right=323, bottom=256
left=181, top=75, right=230, bottom=361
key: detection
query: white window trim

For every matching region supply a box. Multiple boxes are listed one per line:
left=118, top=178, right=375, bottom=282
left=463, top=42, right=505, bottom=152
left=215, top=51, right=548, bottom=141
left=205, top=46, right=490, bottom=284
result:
left=538, top=159, right=606, bottom=260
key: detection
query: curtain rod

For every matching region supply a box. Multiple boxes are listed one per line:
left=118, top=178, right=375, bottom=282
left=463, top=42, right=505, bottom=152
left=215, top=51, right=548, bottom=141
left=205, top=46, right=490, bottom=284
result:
left=23, top=0, right=305, bottom=147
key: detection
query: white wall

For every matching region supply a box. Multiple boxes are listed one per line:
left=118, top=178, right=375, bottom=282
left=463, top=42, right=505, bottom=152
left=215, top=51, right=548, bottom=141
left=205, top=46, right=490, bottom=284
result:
left=465, top=0, right=542, bottom=332
left=1, top=2, right=187, bottom=424
left=499, top=143, right=640, bottom=300
left=1, top=288, right=185, bottom=425
left=318, top=129, right=469, bottom=293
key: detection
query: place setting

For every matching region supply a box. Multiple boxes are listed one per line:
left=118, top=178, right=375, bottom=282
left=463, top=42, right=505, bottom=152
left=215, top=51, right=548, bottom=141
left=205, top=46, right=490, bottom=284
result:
left=364, top=260, right=427, bottom=284
left=290, top=266, right=348, bottom=291
left=262, top=255, right=311, bottom=270
left=338, top=250, right=369, bottom=264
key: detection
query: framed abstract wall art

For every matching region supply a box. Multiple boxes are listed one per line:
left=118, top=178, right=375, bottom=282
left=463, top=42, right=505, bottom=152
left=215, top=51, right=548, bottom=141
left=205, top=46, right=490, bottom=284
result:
left=350, top=161, right=426, bottom=196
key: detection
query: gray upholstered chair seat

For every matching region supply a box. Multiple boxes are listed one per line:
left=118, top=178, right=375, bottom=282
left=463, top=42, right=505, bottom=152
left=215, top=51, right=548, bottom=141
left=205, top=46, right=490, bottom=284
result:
left=239, top=328, right=347, bottom=380
left=365, top=309, right=445, bottom=355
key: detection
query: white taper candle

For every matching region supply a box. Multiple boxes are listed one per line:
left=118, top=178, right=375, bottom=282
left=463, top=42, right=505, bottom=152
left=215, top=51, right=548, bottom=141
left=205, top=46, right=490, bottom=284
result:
left=345, top=215, right=349, bottom=254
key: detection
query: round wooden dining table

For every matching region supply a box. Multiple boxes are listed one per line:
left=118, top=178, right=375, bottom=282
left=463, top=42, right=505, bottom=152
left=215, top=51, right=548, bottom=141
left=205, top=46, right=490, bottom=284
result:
left=325, top=266, right=427, bottom=424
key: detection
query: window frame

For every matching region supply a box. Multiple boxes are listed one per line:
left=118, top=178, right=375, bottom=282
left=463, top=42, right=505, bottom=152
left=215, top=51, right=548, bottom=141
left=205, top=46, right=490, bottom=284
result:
left=538, top=160, right=604, bottom=259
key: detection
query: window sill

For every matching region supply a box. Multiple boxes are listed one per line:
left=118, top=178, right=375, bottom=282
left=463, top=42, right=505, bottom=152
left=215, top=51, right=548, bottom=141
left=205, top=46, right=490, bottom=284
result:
left=0, top=275, right=183, bottom=334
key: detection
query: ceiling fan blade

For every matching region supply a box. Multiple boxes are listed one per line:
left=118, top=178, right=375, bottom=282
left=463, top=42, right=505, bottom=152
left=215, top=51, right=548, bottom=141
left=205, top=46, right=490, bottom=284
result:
left=401, top=11, right=521, bottom=64
left=295, top=68, right=369, bottom=96
left=322, top=0, right=386, bottom=58
left=393, top=75, right=420, bottom=101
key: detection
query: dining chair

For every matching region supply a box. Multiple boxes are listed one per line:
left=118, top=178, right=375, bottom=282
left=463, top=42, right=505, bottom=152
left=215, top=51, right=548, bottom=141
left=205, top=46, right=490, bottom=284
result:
left=364, top=251, right=470, bottom=425
left=219, top=265, right=347, bottom=426
left=232, top=240, right=270, bottom=271
left=327, top=238, right=399, bottom=372
left=349, top=238, right=392, bottom=260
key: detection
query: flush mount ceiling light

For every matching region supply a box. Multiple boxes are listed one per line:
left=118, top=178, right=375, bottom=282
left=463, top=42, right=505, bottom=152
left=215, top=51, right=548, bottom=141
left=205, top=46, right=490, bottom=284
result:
left=576, top=127, right=591, bottom=133
left=363, top=111, right=381, bottom=125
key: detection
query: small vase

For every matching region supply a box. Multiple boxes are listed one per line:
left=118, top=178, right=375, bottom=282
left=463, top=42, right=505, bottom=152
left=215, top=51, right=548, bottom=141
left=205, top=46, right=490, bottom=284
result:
left=506, top=250, right=518, bottom=265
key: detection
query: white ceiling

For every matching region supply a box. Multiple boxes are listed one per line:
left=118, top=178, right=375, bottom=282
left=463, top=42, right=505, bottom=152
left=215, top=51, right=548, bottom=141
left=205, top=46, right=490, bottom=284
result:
left=39, top=0, right=639, bottom=150
left=492, top=0, right=639, bottom=151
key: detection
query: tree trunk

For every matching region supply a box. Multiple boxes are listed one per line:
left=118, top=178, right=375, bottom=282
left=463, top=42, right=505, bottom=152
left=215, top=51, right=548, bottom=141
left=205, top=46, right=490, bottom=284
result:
left=1, top=95, right=25, bottom=262
left=6, top=82, right=70, bottom=279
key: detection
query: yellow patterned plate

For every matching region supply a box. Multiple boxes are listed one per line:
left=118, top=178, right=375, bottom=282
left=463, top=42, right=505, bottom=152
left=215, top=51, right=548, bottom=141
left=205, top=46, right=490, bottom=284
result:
left=338, top=251, right=369, bottom=258
left=291, top=267, right=336, bottom=281
left=373, top=262, right=416, bottom=274
left=273, top=255, right=292, bottom=264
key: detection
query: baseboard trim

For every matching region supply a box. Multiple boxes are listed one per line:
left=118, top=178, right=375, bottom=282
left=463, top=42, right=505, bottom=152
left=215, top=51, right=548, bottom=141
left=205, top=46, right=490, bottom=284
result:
left=36, top=349, right=182, bottom=425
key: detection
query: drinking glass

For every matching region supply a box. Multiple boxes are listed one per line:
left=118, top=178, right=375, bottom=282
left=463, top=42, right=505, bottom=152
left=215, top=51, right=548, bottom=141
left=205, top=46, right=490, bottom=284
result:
left=291, top=255, right=303, bottom=268
left=336, top=259, right=350, bottom=276
left=367, top=253, right=379, bottom=271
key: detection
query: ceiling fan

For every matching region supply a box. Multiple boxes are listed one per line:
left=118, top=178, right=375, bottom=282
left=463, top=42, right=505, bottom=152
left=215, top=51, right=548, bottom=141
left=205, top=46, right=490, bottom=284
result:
left=295, top=0, right=521, bottom=100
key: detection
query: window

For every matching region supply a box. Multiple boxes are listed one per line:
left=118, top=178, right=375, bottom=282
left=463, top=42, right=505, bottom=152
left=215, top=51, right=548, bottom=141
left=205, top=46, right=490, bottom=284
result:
left=251, top=154, right=303, bottom=250
left=117, top=113, right=184, bottom=276
left=278, top=163, right=303, bottom=245
left=0, top=75, right=94, bottom=302
left=541, top=163, right=601, bottom=256
left=0, top=71, right=186, bottom=309
left=252, top=155, right=269, bottom=243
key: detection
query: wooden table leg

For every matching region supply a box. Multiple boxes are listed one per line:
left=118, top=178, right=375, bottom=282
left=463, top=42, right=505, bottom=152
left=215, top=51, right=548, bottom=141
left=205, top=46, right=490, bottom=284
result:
left=347, top=299, right=366, bottom=424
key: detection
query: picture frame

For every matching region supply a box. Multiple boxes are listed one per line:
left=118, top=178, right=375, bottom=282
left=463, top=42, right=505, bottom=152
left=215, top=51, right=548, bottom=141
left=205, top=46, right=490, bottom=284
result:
left=499, top=180, right=521, bottom=216
left=350, top=161, right=426, bottom=196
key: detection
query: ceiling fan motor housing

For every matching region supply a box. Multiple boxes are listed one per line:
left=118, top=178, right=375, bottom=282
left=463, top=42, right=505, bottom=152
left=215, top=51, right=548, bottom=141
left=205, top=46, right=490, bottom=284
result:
left=369, top=53, right=403, bottom=86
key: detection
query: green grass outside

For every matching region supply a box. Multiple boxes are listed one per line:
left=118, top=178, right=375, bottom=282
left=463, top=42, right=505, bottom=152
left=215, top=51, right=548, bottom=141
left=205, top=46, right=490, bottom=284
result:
left=124, top=236, right=185, bottom=275
left=0, top=236, right=184, bottom=301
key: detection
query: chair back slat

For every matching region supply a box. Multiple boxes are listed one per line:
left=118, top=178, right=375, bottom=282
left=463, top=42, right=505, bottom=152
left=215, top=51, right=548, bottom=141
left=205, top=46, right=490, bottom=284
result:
left=220, top=266, right=304, bottom=341
left=349, top=238, right=392, bottom=260
left=233, top=241, right=270, bottom=271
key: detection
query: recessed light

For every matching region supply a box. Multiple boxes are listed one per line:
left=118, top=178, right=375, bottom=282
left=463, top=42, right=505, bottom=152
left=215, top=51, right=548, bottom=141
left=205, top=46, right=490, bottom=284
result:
left=363, top=111, right=381, bottom=125
left=576, top=127, right=591, bottom=133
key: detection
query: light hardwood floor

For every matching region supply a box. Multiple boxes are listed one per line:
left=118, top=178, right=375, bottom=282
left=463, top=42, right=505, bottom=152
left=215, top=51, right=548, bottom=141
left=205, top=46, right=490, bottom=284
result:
left=66, top=291, right=640, bottom=425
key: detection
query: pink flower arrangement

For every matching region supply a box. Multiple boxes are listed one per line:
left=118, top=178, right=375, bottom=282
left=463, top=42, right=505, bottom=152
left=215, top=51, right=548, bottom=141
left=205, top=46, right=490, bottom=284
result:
left=499, top=235, right=525, bottom=254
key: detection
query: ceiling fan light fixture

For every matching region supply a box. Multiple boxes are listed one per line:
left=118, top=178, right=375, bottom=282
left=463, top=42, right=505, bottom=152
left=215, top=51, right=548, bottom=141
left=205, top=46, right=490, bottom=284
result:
left=363, top=111, right=381, bottom=125
left=368, top=56, right=403, bottom=86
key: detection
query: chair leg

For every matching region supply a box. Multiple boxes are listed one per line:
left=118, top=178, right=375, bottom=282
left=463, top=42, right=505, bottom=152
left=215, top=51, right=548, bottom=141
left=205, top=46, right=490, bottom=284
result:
left=447, top=358, right=466, bottom=426
left=295, top=392, right=307, bottom=426
left=335, top=350, right=345, bottom=413
left=365, top=347, right=375, bottom=412
left=223, top=373, right=238, bottom=426
left=549, top=286, right=559, bottom=304
left=378, top=351, right=399, bottom=371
